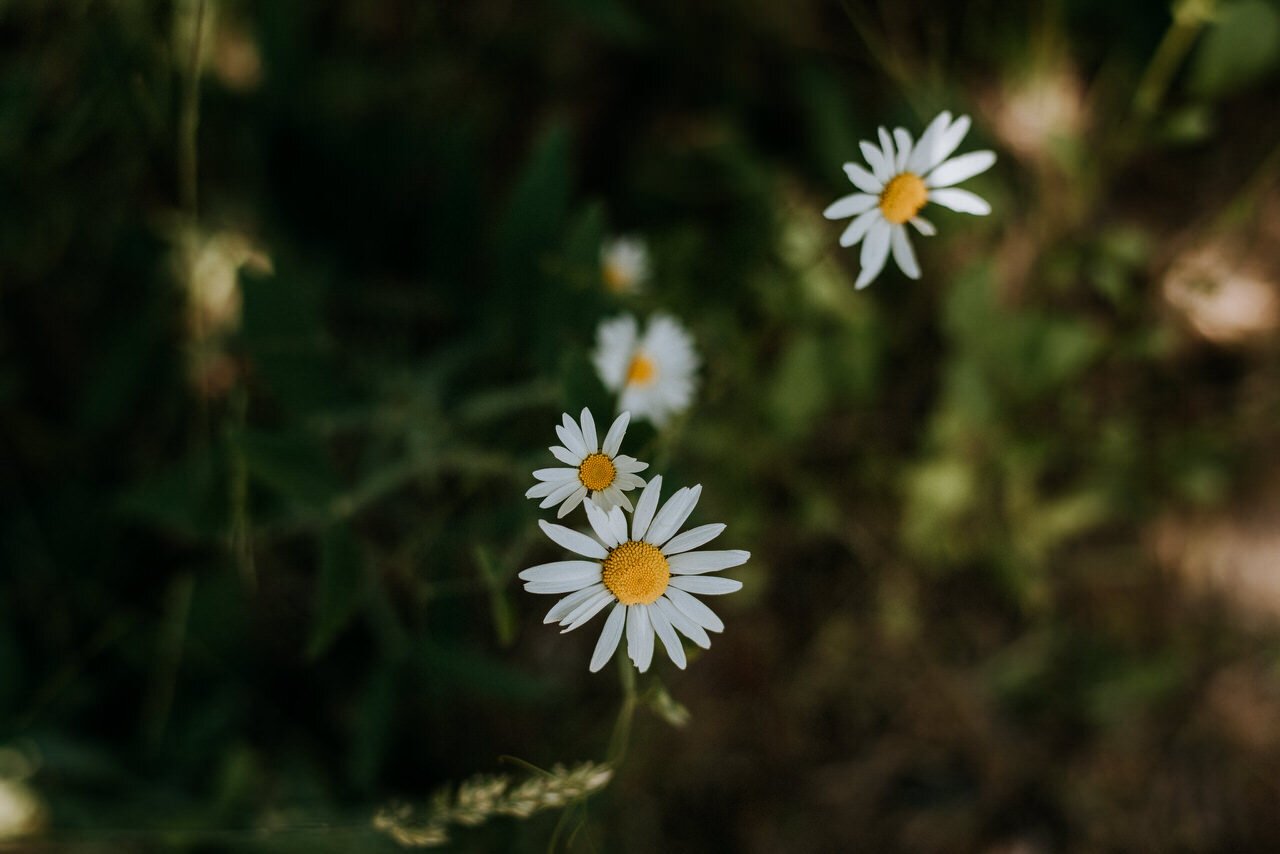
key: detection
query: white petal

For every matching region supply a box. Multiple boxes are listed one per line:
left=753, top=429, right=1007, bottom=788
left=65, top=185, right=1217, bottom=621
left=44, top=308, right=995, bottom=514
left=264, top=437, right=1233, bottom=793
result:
left=578, top=408, right=598, bottom=453
left=614, top=455, right=648, bottom=473
left=539, top=520, right=608, bottom=559
left=823, top=193, right=877, bottom=220
left=555, top=487, right=588, bottom=519
left=613, top=489, right=635, bottom=512
left=842, top=162, right=883, bottom=194
left=669, top=576, right=743, bottom=595
left=893, top=128, right=913, bottom=172
left=878, top=127, right=896, bottom=175
left=584, top=501, right=619, bottom=547
left=926, top=150, right=996, bottom=188
left=626, top=605, right=655, bottom=673
left=590, top=487, right=617, bottom=511
left=661, top=523, right=726, bottom=555
left=599, top=486, right=633, bottom=513
left=549, top=445, right=580, bottom=467
left=557, top=415, right=586, bottom=457
left=589, top=603, right=626, bottom=672
left=856, top=220, right=892, bottom=289
left=525, top=480, right=560, bottom=499
left=532, top=467, right=576, bottom=483
left=524, top=576, right=600, bottom=595
left=840, top=208, right=882, bottom=249
left=601, top=411, right=630, bottom=456
left=665, top=587, right=724, bottom=633
left=890, top=224, right=920, bottom=280
left=607, top=506, right=629, bottom=545
left=655, top=596, right=711, bottom=648
left=560, top=589, right=616, bottom=632
left=644, top=484, right=702, bottom=546
left=667, top=549, right=750, bottom=574
left=631, top=475, right=663, bottom=540
left=520, top=560, right=601, bottom=583
left=924, top=114, right=972, bottom=173
left=928, top=187, right=991, bottom=215
left=539, top=478, right=582, bottom=509
left=859, top=140, right=890, bottom=183
left=906, top=111, right=952, bottom=174
left=544, top=583, right=606, bottom=623
left=648, top=604, right=686, bottom=669
left=910, top=216, right=936, bottom=236
left=592, top=315, right=638, bottom=392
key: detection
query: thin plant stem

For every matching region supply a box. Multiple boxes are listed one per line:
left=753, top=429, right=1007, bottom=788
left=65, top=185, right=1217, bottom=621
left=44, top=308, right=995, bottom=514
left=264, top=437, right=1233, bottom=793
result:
left=1132, top=0, right=1215, bottom=119
left=179, top=0, right=207, bottom=217
left=228, top=386, right=255, bottom=590
left=606, top=646, right=638, bottom=766
left=179, top=0, right=213, bottom=434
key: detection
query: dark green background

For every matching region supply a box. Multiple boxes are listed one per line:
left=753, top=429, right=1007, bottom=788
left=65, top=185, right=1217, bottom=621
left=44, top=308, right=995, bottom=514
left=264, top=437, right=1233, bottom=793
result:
left=3, top=0, right=1280, bottom=850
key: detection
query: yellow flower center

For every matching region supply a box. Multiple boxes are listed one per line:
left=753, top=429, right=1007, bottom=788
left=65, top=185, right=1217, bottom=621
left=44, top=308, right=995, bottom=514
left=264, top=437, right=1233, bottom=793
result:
left=603, top=261, right=630, bottom=293
left=626, top=353, right=657, bottom=386
left=601, top=540, right=670, bottom=605
left=577, top=452, right=617, bottom=491
left=879, top=173, right=928, bottom=224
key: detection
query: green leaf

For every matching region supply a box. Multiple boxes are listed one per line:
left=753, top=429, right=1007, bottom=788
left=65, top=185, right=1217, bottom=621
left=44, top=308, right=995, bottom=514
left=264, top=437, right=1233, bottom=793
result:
left=237, top=428, right=341, bottom=511
left=474, top=546, right=516, bottom=648
left=116, top=451, right=223, bottom=540
left=308, top=525, right=367, bottom=659
left=350, top=659, right=399, bottom=792
left=647, top=682, right=691, bottom=729
left=1190, top=1, right=1280, bottom=97
left=493, top=122, right=572, bottom=289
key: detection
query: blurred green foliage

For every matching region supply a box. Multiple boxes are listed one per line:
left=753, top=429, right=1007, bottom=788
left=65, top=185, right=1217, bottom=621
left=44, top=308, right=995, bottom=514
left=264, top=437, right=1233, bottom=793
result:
left=2, top=0, right=1280, bottom=851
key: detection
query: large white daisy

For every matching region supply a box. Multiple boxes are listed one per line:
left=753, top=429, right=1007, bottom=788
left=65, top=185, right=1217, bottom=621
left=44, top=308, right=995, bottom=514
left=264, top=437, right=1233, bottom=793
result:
left=519, top=475, right=747, bottom=672
left=592, top=314, right=698, bottom=427
left=823, top=111, right=996, bottom=288
left=601, top=235, right=649, bottom=295
left=526, top=408, right=649, bottom=519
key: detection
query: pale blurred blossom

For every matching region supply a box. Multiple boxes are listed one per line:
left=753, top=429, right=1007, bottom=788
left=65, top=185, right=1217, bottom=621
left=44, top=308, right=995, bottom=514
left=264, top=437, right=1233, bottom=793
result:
left=987, top=64, right=1086, bottom=162
left=1163, top=243, right=1279, bottom=344
left=181, top=230, right=273, bottom=338
left=601, top=236, right=650, bottom=295
left=0, top=780, right=44, bottom=840
left=1154, top=485, right=1280, bottom=622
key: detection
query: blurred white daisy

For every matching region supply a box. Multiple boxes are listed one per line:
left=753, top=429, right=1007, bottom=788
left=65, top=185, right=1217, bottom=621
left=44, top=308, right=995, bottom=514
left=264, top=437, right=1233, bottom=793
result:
left=823, top=112, right=996, bottom=288
left=526, top=408, right=649, bottom=519
left=601, top=236, right=650, bottom=294
left=592, top=314, right=698, bottom=427
left=520, top=476, right=747, bottom=672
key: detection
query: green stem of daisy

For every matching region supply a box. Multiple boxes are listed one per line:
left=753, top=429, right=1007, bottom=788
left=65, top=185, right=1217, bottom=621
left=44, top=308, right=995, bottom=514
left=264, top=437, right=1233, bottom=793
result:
left=1132, top=0, right=1215, bottom=119
left=605, top=649, right=637, bottom=766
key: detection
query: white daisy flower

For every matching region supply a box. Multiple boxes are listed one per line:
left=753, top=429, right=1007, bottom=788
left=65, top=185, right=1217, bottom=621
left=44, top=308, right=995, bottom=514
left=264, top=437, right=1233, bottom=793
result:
left=592, top=314, right=698, bottom=427
left=525, top=408, right=649, bottom=519
left=823, top=111, right=997, bottom=288
left=520, top=475, right=747, bottom=673
left=601, top=235, right=649, bottom=295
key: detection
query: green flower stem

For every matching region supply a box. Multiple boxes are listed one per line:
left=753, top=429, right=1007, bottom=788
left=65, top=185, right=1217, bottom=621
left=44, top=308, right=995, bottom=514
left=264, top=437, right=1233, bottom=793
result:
left=606, top=646, right=638, bottom=766
left=1133, top=0, right=1216, bottom=118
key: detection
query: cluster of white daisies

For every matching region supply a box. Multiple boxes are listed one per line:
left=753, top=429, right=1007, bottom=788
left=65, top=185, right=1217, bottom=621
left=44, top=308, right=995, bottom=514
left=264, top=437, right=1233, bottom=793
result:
left=520, top=233, right=736, bottom=673
left=517, top=111, right=994, bottom=673
left=522, top=408, right=749, bottom=673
